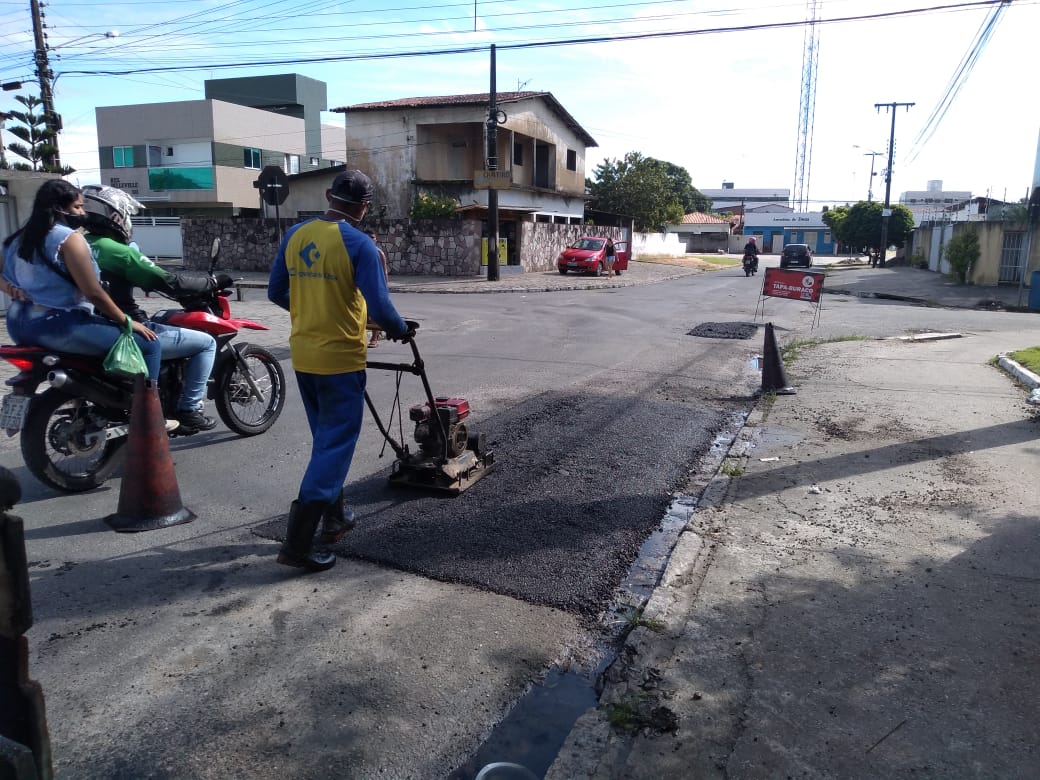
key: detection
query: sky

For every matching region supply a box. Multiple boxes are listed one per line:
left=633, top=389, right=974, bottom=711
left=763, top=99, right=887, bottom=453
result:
left=2, top=0, right=1038, bottom=211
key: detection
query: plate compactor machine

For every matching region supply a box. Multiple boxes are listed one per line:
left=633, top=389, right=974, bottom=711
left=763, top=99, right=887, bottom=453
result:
left=365, top=336, right=494, bottom=495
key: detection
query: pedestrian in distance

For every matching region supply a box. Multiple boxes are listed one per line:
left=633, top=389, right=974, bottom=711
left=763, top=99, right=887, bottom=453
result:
left=268, top=169, right=416, bottom=572
left=365, top=230, right=390, bottom=349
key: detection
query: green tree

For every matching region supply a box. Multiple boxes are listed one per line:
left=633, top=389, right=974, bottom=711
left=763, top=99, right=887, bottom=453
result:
left=835, top=200, right=915, bottom=252
left=656, top=160, right=710, bottom=214
left=586, top=152, right=688, bottom=231
left=3, top=94, right=73, bottom=174
left=821, top=205, right=850, bottom=250
left=943, top=228, right=980, bottom=284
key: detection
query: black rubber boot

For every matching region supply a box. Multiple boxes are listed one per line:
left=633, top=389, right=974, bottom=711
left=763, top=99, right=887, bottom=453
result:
left=319, top=489, right=357, bottom=544
left=277, top=500, right=336, bottom=572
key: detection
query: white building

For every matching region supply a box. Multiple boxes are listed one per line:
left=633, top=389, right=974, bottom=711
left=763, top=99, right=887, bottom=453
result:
left=899, top=180, right=972, bottom=225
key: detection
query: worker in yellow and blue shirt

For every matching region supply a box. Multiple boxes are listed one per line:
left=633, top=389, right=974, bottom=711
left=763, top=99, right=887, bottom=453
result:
left=268, top=169, right=415, bottom=572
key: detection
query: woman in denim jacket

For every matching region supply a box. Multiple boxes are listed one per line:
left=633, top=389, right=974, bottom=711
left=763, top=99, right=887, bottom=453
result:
left=1, top=179, right=160, bottom=377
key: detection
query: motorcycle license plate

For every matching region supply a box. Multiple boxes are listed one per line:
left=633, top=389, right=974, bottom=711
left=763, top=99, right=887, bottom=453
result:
left=1, top=394, right=30, bottom=433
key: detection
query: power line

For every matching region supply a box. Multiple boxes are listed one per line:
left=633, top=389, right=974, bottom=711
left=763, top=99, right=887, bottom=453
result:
left=54, top=0, right=1012, bottom=78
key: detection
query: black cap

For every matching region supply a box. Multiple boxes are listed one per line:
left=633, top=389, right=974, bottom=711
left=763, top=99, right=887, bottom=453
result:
left=329, top=169, right=374, bottom=205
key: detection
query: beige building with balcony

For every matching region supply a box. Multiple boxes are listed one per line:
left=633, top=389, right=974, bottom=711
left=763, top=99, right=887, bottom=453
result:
left=331, top=91, right=597, bottom=223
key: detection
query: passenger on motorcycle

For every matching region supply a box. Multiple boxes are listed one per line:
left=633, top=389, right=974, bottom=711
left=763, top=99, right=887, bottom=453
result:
left=0, top=180, right=162, bottom=384
left=80, top=185, right=218, bottom=434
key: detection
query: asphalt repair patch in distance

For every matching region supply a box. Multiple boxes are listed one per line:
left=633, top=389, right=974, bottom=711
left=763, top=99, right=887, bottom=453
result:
left=687, top=322, right=760, bottom=340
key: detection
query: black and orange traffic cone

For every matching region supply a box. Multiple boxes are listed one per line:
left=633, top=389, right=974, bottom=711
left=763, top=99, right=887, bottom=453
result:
left=761, top=322, right=796, bottom=395
left=104, top=375, right=195, bottom=533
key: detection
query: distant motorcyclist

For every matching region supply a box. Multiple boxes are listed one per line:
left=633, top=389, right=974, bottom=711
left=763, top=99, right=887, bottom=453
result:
left=742, top=236, right=760, bottom=272
left=80, top=185, right=219, bottom=434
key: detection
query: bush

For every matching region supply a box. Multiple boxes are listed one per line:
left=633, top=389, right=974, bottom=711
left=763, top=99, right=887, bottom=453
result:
left=410, top=191, right=458, bottom=219
left=943, top=229, right=980, bottom=284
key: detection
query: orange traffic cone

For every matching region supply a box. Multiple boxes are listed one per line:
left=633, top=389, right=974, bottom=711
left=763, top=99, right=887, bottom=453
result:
left=761, top=322, right=796, bottom=395
left=104, top=375, right=195, bottom=533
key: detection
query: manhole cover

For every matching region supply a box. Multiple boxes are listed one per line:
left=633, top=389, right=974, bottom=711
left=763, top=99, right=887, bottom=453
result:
left=687, top=322, right=759, bottom=340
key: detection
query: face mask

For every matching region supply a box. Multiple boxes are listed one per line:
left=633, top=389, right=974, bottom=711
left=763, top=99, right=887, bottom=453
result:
left=60, top=212, right=87, bottom=229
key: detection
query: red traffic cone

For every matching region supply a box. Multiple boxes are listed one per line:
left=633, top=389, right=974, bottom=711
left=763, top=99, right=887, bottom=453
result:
left=104, top=375, right=195, bottom=533
left=761, top=322, right=796, bottom=395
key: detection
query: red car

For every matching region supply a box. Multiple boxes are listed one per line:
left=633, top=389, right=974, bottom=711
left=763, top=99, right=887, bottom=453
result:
left=556, top=237, right=630, bottom=276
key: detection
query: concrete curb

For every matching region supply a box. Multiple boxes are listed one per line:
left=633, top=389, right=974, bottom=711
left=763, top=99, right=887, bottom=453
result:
left=997, top=354, right=1040, bottom=389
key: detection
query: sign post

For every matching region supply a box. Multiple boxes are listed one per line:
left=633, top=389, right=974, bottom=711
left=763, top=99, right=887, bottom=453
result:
left=756, top=268, right=826, bottom=328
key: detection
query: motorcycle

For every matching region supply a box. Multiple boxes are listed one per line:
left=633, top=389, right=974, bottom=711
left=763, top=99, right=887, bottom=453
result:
left=742, top=252, right=759, bottom=276
left=0, top=239, right=285, bottom=493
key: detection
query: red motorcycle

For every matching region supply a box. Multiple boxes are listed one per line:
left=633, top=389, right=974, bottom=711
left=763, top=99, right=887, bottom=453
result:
left=0, top=240, right=285, bottom=492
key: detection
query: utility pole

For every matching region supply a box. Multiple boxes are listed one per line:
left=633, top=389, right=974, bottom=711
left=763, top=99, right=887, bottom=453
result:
left=874, top=101, right=914, bottom=267
left=30, top=0, right=61, bottom=170
left=485, top=44, right=500, bottom=282
left=863, top=152, right=882, bottom=203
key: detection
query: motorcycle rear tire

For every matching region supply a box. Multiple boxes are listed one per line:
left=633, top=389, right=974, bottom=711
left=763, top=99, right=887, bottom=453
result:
left=214, top=343, right=285, bottom=436
left=21, top=388, right=127, bottom=493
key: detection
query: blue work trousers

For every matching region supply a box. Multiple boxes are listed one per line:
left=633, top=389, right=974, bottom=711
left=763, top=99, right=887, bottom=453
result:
left=7, top=301, right=161, bottom=379
left=295, top=370, right=366, bottom=505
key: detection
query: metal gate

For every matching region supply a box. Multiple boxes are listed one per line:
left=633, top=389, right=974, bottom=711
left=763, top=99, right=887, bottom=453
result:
left=999, top=231, right=1025, bottom=284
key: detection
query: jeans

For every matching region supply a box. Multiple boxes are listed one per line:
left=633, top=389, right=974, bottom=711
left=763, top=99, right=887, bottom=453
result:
left=295, top=370, right=366, bottom=505
left=7, top=302, right=162, bottom=380
left=148, top=322, right=216, bottom=412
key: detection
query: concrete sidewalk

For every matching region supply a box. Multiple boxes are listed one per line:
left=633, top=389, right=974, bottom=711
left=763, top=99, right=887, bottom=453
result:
left=547, top=330, right=1040, bottom=779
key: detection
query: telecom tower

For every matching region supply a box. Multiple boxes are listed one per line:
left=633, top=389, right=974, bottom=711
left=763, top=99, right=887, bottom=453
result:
left=792, top=0, right=821, bottom=213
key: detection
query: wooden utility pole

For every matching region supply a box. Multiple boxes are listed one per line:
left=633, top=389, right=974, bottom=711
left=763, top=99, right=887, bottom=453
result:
left=486, top=44, right=500, bottom=281
left=30, top=0, right=60, bottom=169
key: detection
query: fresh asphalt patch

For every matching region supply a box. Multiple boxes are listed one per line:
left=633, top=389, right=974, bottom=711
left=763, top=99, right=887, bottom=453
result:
left=254, top=388, right=730, bottom=618
left=687, top=321, right=760, bottom=340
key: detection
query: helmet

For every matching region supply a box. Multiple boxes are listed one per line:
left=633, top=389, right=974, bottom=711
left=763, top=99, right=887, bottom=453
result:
left=748, top=237, right=756, bottom=244
left=81, top=185, right=144, bottom=244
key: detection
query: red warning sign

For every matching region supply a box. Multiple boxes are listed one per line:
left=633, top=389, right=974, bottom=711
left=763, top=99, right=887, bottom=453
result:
left=762, top=268, right=825, bottom=302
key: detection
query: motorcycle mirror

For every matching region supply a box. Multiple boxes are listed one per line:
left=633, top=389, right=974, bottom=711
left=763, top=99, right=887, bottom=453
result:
left=208, top=238, right=221, bottom=274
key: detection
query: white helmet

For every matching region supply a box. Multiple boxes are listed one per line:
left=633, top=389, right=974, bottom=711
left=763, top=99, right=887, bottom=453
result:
left=81, top=185, right=144, bottom=244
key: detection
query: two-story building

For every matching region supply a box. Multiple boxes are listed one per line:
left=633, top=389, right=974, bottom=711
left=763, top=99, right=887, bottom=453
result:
left=331, top=91, right=596, bottom=224
left=94, top=74, right=344, bottom=217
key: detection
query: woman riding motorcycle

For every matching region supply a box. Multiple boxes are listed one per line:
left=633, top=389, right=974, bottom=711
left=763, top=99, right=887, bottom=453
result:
left=80, top=185, right=219, bottom=434
left=1, top=180, right=162, bottom=384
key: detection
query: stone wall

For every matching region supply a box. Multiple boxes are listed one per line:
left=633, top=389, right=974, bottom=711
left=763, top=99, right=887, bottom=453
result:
left=181, top=216, right=484, bottom=276
left=518, top=222, right=624, bottom=271
left=372, top=219, right=483, bottom=276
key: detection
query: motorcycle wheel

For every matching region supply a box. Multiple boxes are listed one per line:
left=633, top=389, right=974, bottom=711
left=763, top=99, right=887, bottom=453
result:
left=21, top=388, right=127, bottom=493
left=215, top=343, right=285, bottom=436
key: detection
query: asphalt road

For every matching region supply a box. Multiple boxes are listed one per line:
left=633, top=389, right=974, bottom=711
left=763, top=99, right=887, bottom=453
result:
left=5, top=263, right=1032, bottom=778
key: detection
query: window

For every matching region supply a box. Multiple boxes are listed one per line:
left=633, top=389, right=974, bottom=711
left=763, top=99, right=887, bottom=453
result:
left=113, top=146, right=134, bottom=167
left=309, top=157, right=319, bottom=166
left=165, top=147, right=174, bottom=157
left=566, top=149, right=577, bottom=171
left=147, top=146, right=162, bottom=167
left=513, top=142, right=523, bottom=166
left=285, top=154, right=300, bottom=175
left=244, top=148, right=262, bottom=169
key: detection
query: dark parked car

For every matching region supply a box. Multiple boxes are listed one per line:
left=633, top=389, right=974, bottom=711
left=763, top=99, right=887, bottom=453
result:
left=780, top=243, right=813, bottom=269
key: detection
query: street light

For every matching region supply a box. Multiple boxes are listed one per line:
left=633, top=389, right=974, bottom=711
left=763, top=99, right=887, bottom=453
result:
left=853, top=145, right=884, bottom=203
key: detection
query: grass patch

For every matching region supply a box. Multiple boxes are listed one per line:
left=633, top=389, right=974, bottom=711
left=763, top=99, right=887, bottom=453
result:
left=721, top=460, right=744, bottom=477
left=781, top=334, right=868, bottom=365
left=636, top=255, right=738, bottom=269
left=1009, top=346, right=1040, bottom=374
left=606, top=697, right=643, bottom=732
